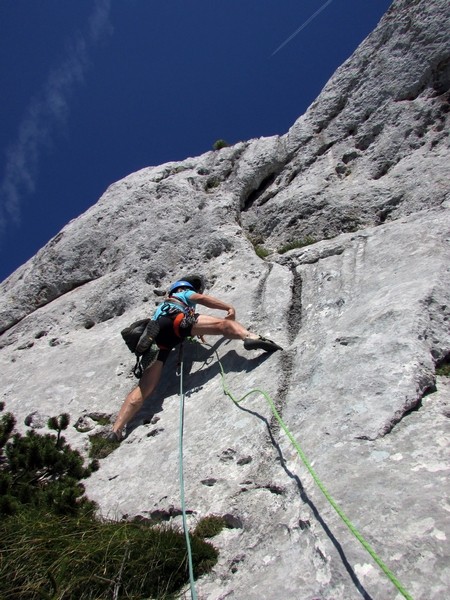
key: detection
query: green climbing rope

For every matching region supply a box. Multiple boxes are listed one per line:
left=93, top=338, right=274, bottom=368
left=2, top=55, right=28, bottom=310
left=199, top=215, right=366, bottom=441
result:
left=178, top=353, right=198, bottom=600
left=213, top=348, right=414, bottom=600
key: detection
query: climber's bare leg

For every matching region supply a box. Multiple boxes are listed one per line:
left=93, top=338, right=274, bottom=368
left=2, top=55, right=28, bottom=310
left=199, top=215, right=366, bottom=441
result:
left=191, top=314, right=258, bottom=340
left=112, top=359, right=164, bottom=436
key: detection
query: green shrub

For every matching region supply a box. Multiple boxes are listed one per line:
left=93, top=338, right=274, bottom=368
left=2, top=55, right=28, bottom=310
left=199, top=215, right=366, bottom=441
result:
left=0, top=411, right=98, bottom=518
left=0, top=410, right=14, bottom=447
left=0, top=406, right=218, bottom=599
left=278, top=236, right=316, bottom=254
left=47, top=412, right=70, bottom=448
left=212, top=139, right=229, bottom=150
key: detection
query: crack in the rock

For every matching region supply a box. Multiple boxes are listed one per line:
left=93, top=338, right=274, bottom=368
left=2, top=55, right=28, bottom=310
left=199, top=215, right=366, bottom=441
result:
left=238, top=482, right=285, bottom=495
left=356, top=383, right=437, bottom=441
left=287, top=267, right=303, bottom=344
left=381, top=385, right=436, bottom=437
left=0, top=276, right=98, bottom=338
left=241, top=172, right=278, bottom=211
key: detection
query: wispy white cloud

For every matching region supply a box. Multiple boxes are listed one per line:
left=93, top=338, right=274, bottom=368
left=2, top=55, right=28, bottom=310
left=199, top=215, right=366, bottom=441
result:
left=272, top=0, right=334, bottom=56
left=0, top=0, right=112, bottom=235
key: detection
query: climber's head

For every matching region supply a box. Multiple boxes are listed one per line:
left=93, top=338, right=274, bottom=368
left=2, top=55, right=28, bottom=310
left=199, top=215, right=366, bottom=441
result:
left=168, top=280, right=195, bottom=296
left=176, top=273, right=206, bottom=294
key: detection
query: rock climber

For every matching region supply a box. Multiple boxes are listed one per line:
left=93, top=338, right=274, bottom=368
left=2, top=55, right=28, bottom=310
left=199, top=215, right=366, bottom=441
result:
left=108, top=274, right=282, bottom=442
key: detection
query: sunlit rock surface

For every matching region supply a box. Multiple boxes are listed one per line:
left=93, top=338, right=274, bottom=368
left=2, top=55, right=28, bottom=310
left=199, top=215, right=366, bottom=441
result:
left=1, top=1, right=449, bottom=598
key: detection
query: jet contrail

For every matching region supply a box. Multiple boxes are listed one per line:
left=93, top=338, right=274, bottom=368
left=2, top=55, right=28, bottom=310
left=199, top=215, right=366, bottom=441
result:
left=0, top=0, right=113, bottom=236
left=272, top=0, right=334, bottom=56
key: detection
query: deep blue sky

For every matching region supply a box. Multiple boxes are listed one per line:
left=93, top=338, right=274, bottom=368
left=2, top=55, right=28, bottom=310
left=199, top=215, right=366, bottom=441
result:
left=0, top=0, right=392, bottom=282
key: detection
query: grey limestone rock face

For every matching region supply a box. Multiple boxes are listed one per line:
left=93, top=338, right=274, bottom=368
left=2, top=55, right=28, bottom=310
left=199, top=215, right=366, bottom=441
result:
left=1, top=1, right=450, bottom=599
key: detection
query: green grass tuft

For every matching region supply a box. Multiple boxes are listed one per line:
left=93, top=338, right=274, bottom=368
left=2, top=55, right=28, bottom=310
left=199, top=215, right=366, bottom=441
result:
left=278, top=236, right=316, bottom=254
left=205, top=177, right=221, bottom=191
left=254, top=245, right=270, bottom=259
left=436, top=362, right=450, bottom=377
left=89, top=433, right=120, bottom=459
left=0, top=510, right=218, bottom=600
left=91, top=415, right=112, bottom=426
left=193, top=515, right=227, bottom=539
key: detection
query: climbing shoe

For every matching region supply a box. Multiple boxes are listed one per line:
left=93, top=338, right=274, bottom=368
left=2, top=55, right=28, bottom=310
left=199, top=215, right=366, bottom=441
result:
left=243, top=336, right=283, bottom=352
left=135, top=320, right=160, bottom=355
left=106, top=431, right=121, bottom=443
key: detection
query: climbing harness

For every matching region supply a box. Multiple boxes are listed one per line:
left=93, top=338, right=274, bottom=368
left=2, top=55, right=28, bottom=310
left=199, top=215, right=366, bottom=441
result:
left=177, top=344, right=198, bottom=600
left=158, top=298, right=198, bottom=337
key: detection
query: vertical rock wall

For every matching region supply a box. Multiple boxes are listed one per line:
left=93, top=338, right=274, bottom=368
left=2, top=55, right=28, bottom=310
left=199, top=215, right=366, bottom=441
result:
left=1, top=1, right=449, bottom=598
